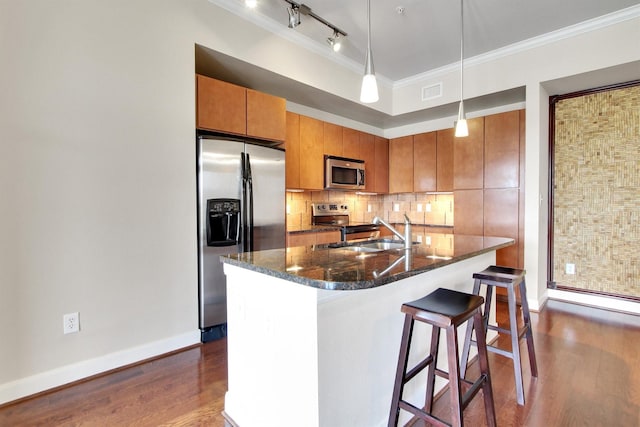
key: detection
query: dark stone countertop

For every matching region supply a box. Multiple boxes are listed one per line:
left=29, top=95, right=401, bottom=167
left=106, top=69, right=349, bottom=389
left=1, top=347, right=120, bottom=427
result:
left=221, top=234, right=513, bottom=291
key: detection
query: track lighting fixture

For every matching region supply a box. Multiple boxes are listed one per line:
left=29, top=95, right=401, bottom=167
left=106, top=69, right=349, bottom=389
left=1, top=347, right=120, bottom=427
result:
left=360, top=0, right=378, bottom=103
left=287, top=4, right=300, bottom=28
left=327, top=30, right=342, bottom=52
left=282, top=1, right=347, bottom=51
left=245, top=0, right=257, bottom=9
left=454, top=0, right=469, bottom=137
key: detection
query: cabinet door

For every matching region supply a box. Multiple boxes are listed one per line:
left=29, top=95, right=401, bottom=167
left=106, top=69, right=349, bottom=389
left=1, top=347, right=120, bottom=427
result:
left=196, top=75, right=246, bottom=135
left=484, top=111, right=520, bottom=188
left=389, top=136, right=414, bottom=193
left=246, top=89, right=286, bottom=142
left=413, top=132, right=437, bottom=192
left=323, top=122, right=343, bottom=157
left=285, top=112, right=300, bottom=189
left=360, top=132, right=376, bottom=192
left=453, top=117, right=484, bottom=189
left=436, top=128, right=454, bottom=192
left=453, top=189, right=483, bottom=235
left=299, top=115, right=324, bottom=190
left=342, top=128, right=361, bottom=160
left=374, top=137, right=389, bottom=193
left=484, top=188, right=519, bottom=267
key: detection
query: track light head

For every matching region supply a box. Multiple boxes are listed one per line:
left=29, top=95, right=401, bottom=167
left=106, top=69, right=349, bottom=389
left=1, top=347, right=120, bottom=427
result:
left=287, top=5, right=300, bottom=28
left=327, top=31, right=342, bottom=52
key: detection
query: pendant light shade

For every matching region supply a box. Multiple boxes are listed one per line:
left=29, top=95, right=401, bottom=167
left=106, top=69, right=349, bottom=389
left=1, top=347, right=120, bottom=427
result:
left=360, top=0, right=378, bottom=103
left=455, top=101, right=469, bottom=137
left=454, top=0, right=468, bottom=137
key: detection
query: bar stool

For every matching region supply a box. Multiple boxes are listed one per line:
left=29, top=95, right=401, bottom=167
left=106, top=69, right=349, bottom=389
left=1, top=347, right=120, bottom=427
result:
left=460, top=265, right=538, bottom=406
left=388, top=288, right=496, bottom=427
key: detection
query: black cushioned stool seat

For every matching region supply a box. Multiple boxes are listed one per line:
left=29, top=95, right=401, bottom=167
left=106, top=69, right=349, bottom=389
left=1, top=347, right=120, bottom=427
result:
left=460, top=265, right=538, bottom=406
left=388, top=288, right=496, bottom=427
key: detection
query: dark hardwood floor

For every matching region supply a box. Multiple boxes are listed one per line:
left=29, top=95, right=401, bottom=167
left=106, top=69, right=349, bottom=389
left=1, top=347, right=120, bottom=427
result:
left=1, top=299, right=639, bottom=426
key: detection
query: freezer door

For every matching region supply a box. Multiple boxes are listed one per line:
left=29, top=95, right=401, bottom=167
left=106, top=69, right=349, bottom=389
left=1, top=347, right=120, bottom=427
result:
left=244, top=143, right=286, bottom=251
left=197, top=138, right=244, bottom=329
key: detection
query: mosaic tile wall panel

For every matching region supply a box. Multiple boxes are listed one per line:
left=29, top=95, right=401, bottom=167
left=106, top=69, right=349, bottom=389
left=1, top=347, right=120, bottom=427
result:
left=553, top=85, right=640, bottom=298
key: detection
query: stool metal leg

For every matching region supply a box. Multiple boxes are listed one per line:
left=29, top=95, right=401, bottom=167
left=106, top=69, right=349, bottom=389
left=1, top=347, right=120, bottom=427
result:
left=520, top=278, right=538, bottom=377
left=473, top=310, right=497, bottom=427
left=445, top=324, right=463, bottom=427
left=389, top=314, right=414, bottom=427
left=507, top=283, right=526, bottom=405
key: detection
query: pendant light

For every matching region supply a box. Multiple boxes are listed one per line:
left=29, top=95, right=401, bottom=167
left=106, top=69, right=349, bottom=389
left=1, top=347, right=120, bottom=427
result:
left=454, top=0, right=468, bottom=137
left=360, top=0, right=379, bottom=103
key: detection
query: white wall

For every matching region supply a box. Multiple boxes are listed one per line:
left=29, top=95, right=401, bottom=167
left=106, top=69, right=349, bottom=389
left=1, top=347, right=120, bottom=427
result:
left=0, top=0, right=638, bottom=404
left=0, top=0, right=202, bottom=402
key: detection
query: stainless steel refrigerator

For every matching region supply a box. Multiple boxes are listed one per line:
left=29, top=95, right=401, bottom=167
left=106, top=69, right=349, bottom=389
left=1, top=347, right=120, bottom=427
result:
left=196, top=135, right=285, bottom=342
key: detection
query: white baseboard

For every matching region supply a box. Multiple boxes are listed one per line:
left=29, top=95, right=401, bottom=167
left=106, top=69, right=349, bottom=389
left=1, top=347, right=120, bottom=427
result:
left=0, top=330, right=201, bottom=406
left=548, top=289, right=640, bottom=315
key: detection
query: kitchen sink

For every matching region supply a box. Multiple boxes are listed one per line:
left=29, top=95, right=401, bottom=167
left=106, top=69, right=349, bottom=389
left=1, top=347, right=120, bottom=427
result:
left=342, top=245, right=385, bottom=253
left=341, top=239, right=411, bottom=253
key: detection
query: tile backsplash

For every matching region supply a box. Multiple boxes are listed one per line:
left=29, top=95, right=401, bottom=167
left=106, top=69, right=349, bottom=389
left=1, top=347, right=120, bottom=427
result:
left=286, top=191, right=454, bottom=229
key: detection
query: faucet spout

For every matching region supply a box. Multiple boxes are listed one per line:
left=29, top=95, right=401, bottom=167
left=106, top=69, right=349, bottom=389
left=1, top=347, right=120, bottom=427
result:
left=372, top=214, right=412, bottom=250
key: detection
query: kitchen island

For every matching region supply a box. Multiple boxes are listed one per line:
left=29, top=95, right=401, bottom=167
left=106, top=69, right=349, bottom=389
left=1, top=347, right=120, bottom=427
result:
left=221, top=234, right=513, bottom=427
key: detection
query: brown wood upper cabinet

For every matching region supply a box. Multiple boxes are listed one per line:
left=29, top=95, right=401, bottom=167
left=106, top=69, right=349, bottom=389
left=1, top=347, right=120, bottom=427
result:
left=484, top=110, right=520, bottom=189
left=413, top=132, right=437, bottom=192
left=246, top=89, right=286, bottom=142
left=196, top=75, right=286, bottom=143
left=196, top=75, right=246, bottom=136
left=453, top=117, right=484, bottom=190
left=323, top=122, right=343, bottom=157
left=285, top=111, right=301, bottom=189
left=342, top=128, right=361, bottom=160
left=390, top=131, right=443, bottom=194
left=298, top=115, right=324, bottom=190
left=374, top=136, right=389, bottom=193
left=357, top=132, right=389, bottom=194
left=286, top=113, right=324, bottom=190
left=436, top=128, right=454, bottom=192
left=389, top=136, right=414, bottom=193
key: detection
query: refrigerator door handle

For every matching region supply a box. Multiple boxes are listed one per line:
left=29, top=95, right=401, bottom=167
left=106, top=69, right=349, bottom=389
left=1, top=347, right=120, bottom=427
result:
left=241, top=152, right=249, bottom=251
left=246, top=153, right=254, bottom=252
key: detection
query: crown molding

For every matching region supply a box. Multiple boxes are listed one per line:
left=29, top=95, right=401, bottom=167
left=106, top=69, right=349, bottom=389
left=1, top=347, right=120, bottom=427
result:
left=394, top=4, right=640, bottom=89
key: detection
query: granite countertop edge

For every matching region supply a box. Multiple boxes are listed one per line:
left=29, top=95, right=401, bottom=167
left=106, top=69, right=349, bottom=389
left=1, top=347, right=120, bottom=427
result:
left=221, top=237, right=513, bottom=291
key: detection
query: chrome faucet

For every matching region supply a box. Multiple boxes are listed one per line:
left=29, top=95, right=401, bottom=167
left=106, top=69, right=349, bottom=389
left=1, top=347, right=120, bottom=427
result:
left=372, top=214, right=412, bottom=250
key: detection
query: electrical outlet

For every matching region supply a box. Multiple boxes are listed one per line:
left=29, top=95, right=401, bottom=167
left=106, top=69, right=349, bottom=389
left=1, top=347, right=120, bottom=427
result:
left=417, top=204, right=422, bottom=212
left=393, top=203, right=400, bottom=212
left=63, top=312, right=80, bottom=334
left=565, top=263, right=576, bottom=275
left=425, top=236, right=432, bottom=245
left=416, top=235, right=422, bottom=243
left=367, top=204, right=372, bottom=213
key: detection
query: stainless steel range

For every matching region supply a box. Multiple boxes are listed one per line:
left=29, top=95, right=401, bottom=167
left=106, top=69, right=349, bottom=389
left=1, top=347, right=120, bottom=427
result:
left=311, top=203, right=380, bottom=241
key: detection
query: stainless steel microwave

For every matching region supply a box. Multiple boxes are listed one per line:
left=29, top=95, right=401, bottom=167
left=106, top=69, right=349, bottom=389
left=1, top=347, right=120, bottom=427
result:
left=325, top=156, right=365, bottom=190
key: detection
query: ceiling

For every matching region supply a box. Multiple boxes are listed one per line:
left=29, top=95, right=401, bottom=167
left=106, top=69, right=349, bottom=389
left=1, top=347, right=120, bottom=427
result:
left=199, top=0, right=640, bottom=128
